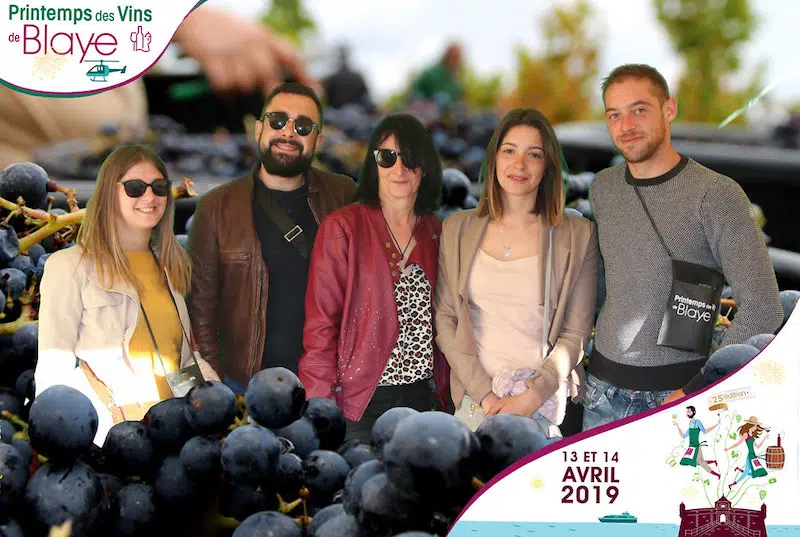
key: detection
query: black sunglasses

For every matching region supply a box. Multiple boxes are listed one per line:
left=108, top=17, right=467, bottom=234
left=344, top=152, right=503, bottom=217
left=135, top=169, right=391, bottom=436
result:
left=119, top=179, right=171, bottom=198
left=373, top=149, right=419, bottom=169
left=262, top=111, right=319, bottom=137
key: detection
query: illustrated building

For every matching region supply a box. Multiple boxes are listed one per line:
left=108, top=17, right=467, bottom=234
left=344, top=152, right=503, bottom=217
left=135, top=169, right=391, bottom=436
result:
left=678, top=496, right=767, bottom=537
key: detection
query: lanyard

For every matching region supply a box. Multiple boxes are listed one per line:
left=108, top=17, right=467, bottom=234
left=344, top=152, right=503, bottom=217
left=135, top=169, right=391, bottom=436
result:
left=137, top=252, right=201, bottom=376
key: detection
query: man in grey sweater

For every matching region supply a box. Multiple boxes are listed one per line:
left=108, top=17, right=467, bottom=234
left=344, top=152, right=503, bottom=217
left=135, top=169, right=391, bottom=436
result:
left=582, top=64, right=783, bottom=431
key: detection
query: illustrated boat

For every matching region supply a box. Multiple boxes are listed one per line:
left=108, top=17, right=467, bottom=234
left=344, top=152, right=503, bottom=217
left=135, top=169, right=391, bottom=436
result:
left=598, top=511, right=638, bottom=523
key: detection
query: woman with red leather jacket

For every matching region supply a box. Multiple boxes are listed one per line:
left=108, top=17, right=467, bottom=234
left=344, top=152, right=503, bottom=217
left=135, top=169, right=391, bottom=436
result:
left=298, top=113, right=450, bottom=441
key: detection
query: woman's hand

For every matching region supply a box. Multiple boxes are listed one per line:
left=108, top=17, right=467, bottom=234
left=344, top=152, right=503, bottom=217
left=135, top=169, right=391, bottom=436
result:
left=480, top=392, right=500, bottom=414
left=486, top=389, right=543, bottom=417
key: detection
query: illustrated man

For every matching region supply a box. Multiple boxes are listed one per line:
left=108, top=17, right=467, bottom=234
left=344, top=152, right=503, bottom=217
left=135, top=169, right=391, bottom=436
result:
left=582, top=64, right=783, bottom=430
left=187, top=82, right=357, bottom=393
left=674, top=405, right=721, bottom=479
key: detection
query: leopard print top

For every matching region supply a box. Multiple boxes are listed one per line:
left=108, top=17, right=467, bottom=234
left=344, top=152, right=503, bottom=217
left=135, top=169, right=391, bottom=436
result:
left=379, top=263, right=434, bottom=385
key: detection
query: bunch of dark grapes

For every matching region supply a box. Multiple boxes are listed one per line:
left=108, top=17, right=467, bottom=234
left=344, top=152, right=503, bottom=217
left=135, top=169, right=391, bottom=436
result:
left=0, top=361, right=571, bottom=537
left=0, top=158, right=566, bottom=536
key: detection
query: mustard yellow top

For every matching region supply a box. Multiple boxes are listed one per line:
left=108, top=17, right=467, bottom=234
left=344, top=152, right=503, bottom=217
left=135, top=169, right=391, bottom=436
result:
left=125, top=252, right=182, bottom=418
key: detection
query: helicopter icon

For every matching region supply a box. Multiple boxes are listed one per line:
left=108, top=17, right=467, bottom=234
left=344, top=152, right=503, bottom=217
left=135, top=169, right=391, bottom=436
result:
left=84, top=59, right=127, bottom=82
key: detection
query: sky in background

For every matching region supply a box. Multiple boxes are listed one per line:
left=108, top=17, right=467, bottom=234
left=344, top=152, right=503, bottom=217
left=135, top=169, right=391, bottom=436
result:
left=210, top=0, right=799, bottom=113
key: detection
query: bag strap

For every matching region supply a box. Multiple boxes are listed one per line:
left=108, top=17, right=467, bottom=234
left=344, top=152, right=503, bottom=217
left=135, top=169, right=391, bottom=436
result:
left=254, top=183, right=310, bottom=260
left=153, top=253, right=200, bottom=354
left=633, top=185, right=674, bottom=259
left=79, top=360, right=125, bottom=423
left=542, top=226, right=553, bottom=362
left=143, top=252, right=203, bottom=375
left=79, top=361, right=144, bottom=423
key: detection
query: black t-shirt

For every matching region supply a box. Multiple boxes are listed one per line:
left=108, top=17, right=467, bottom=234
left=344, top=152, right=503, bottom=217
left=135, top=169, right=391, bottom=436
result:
left=252, top=176, right=318, bottom=373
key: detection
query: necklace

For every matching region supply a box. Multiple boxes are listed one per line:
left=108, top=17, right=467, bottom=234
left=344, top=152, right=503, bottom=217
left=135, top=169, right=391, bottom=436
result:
left=384, top=215, right=418, bottom=261
left=499, top=221, right=514, bottom=260
left=499, top=216, right=537, bottom=261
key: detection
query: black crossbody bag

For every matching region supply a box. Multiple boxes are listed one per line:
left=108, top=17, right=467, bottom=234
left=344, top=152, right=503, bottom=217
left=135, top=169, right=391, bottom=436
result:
left=633, top=186, right=725, bottom=355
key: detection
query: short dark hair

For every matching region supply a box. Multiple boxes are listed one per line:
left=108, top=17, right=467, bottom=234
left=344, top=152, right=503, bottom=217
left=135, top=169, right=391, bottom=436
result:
left=686, top=406, right=696, bottom=416
left=261, top=82, right=324, bottom=129
left=477, top=108, right=564, bottom=227
left=601, top=64, right=670, bottom=104
left=356, top=114, right=442, bottom=215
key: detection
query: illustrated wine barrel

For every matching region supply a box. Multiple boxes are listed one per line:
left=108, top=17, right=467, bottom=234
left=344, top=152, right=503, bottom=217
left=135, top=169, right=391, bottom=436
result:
left=766, top=434, right=785, bottom=470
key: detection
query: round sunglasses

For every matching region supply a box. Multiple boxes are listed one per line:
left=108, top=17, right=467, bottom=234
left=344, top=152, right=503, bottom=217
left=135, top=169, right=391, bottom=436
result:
left=119, top=179, right=172, bottom=198
left=373, top=148, right=419, bottom=169
left=262, top=111, right=319, bottom=137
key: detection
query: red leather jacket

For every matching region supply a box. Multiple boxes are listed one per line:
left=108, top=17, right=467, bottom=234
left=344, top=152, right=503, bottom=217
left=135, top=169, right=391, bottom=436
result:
left=298, top=203, right=450, bottom=421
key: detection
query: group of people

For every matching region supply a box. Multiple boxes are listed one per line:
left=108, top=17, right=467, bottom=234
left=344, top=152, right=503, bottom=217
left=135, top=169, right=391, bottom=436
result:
left=34, top=63, right=783, bottom=447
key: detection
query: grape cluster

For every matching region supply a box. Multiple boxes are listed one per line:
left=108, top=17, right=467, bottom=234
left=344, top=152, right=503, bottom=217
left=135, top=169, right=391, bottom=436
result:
left=31, top=100, right=613, bottom=234
left=34, top=118, right=259, bottom=182
left=0, top=367, right=560, bottom=537
left=0, top=163, right=84, bottom=409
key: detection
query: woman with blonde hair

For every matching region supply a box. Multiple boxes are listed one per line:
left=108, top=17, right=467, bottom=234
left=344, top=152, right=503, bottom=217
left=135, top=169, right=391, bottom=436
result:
left=35, top=144, right=220, bottom=446
left=435, top=108, right=598, bottom=438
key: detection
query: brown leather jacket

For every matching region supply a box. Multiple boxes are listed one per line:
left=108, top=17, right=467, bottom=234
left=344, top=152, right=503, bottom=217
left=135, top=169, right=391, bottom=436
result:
left=186, top=164, right=357, bottom=389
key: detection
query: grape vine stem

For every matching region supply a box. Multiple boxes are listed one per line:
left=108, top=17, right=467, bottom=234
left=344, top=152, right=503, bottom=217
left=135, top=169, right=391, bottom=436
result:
left=47, top=519, right=72, bottom=537
left=0, top=302, right=37, bottom=334
left=18, top=210, right=85, bottom=254
left=0, top=196, right=72, bottom=224
left=48, top=181, right=80, bottom=213
left=1, top=410, right=28, bottom=430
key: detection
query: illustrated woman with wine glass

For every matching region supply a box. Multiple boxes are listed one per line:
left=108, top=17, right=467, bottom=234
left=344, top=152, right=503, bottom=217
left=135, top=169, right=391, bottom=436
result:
left=725, top=416, right=770, bottom=489
left=298, top=114, right=451, bottom=442
left=434, top=108, right=599, bottom=438
left=36, top=144, right=220, bottom=446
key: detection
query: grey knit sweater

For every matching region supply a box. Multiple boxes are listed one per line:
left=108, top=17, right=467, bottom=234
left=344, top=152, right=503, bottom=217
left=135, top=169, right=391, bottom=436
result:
left=589, top=155, right=783, bottom=393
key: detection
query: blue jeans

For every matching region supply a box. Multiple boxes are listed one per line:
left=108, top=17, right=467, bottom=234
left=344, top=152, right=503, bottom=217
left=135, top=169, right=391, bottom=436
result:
left=581, top=374, right=673, bottom=432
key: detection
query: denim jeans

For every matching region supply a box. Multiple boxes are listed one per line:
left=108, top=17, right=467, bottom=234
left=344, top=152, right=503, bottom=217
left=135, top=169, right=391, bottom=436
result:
left=581, top=374, right=673, bottom=432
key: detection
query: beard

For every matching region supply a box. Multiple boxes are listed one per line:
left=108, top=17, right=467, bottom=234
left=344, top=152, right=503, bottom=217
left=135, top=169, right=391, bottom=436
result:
left=259, top=137, right=314, bottom=177
left=613, top=125, right=666, bottom=164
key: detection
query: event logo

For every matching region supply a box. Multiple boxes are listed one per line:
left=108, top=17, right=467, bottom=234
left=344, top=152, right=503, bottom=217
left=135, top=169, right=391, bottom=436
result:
left=0, top=0, right=206, bottom=95
left=448, top=306, right=800, bottom=536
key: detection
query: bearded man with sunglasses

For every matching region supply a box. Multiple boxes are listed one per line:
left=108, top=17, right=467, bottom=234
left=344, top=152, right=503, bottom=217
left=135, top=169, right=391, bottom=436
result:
left=187, top=82, right=357, bottom=393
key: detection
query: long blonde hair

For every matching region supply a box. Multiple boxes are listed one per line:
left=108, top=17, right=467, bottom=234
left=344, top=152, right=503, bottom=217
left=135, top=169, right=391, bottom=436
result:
left=76, top=144, right=191, bottom=295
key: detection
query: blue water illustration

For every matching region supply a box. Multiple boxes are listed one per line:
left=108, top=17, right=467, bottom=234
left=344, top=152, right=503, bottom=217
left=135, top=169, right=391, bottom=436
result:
left=447, top=521, right=800, bottom=536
